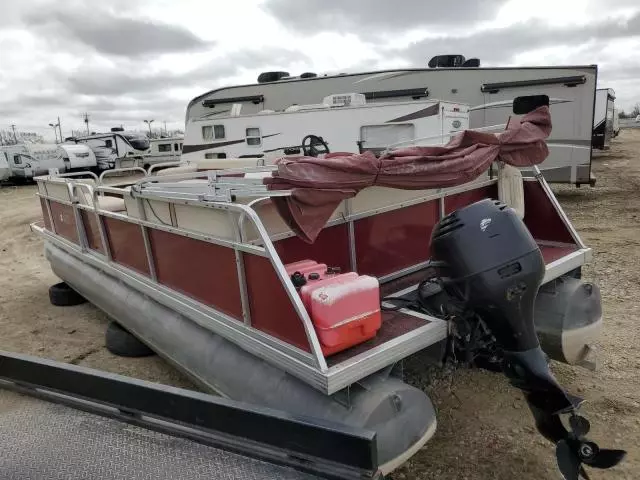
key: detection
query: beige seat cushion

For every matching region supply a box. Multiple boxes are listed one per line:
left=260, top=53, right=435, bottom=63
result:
left=96, top=195, right=126, bottom=212
left=195, top=158, right=266, bottom=169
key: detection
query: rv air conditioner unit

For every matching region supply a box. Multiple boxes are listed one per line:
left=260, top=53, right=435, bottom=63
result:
left=322, top=93, right=366, bottom=107
left=428, top=55, right=466, bottom=68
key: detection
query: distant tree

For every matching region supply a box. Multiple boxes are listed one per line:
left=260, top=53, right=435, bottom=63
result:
left=618, top=109, right=627, bottom=118
left=0, top=130, right=44, bottom=145
left=632, top=104, right=640, bottom=117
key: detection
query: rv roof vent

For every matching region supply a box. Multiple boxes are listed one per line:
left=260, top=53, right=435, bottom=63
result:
left=428, top=55, right=466, bottom=68
left=300, top=72, right=318, bottom=79
left=285, top=104, right=301, bottom=112
left=257, top=71, right=290, bottom=83
left=462, top=58, right=480, bottom=67
left=322, top=93, right=366, bottom=107
left=111, top=127, right=125, bottom=132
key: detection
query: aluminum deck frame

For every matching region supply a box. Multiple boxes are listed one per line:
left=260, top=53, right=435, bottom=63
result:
left=31, top=164, right=590, bottom=396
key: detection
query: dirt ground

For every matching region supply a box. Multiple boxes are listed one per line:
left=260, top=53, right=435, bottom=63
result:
left=1, top=131, right=639, bottom=479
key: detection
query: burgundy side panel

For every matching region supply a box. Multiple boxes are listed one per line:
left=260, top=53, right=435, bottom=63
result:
left=103, top=216, right=150, bottom=276
left=523, top=181, right=575, bottom=244
left=274, top=224, right=351, bottom=272
left=243, top=254, right=311, bottom=352
left=540, top=244, right=578, bottom=264
left=49, top=201, right=78, bottom=244
left=149, top=229, right=243, bottom=320
left=444, top=184, right=498, bottom=214
left=354, top=201, right=439, bottom=277
left=39, top=198, right=52, bottom=231
left=80, top=210, right=105, bottom=254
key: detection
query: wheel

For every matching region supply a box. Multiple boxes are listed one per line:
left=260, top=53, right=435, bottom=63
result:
left=49, top=282, right=86, bottom=306
left=105, top=322, right=155, bottom=357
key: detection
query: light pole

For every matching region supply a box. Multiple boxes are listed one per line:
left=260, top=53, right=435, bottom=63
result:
left=144, top=119, right=154, bottom=138
left=10, top=124, right=17, bottom=142
left=49, top=122, right=60, bottom=143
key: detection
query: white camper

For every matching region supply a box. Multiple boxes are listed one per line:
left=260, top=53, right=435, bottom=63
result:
left=73, top=128, right=150, bottom=170
left=183, top=94, right=469, bottom=162
left=613, top=105, right=620, bottom=137
left=185, top=56, right=598, bottom=185
left=1, top=143, right=96, bottom=179
left=0, top=150, right=10, bottom=181
left=592, top=88, right=615, bottom=150
left=142, top=137, right=184, bottom=168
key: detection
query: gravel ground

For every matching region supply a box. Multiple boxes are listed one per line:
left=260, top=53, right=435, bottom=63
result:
left=0, top=131, right=638, bottom=479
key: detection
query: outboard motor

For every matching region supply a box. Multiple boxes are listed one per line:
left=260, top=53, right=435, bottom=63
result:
left=431, top=199, right=625, bottom=480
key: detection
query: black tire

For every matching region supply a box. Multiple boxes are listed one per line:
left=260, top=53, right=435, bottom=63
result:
left=105, top=322, right=155, bottom=357
left=49, top=282, right=86, bottom=306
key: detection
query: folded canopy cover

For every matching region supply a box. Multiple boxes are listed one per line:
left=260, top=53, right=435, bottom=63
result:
left=264, top=106, right=552, bottom=243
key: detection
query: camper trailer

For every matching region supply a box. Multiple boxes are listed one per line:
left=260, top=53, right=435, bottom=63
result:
left=73, top=128, right=150, bottom=170
left=142, top=136, right=184, bottom=168
left=593, top=88, right=616, bottom=150
left=0, top=143, right=96, bottom=179
left=613, top=105, right=620, bottom=137
left=185, top=56, right=597, bottom=185
left=182, top=94, right=469, bottom=162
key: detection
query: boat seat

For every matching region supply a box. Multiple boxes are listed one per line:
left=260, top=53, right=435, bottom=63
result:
left=95, top=195, right=126, bottom=212
left=155, top=165, right=198, bottom=176
left=155, top=158, right=270, bottom=177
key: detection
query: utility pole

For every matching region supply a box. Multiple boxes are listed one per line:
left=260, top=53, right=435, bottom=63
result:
left=10, top=124, right=17, bottom=142
left=82, top=113, right=90, bottom=135
left=58, top=116, right=63, bottom=142
left=164, top=121, right=167, bottom=136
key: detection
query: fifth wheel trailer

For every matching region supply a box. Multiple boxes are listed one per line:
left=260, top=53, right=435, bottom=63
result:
left=185, top=60, right=597, bottom=185
left=592, top=88, right=616, bottom=149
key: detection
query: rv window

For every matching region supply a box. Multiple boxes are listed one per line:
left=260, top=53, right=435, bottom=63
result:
left=158, top=144, right=172, bottom=152
left=214, top=125, right=225, bottom=139
left=180, top=143, right=183, bottom=150
left=202, top=126, right=213, bottom=140
left=205, top=152, right=227, bottom=159
left=104, top=139, right=113, bottom=148
left=246, top=127, right=261, bottom=146
left=174, top=143, right=179, bottom=151
left=13, top=155, right=21, bottom=165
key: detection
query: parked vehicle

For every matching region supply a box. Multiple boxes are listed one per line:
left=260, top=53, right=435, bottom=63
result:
left=0, top=150, right=10, bottom=181
left=182, top=93, right=469, bottom=162
left=31, top=96, right=625, bottom=478
left=72, top=127, right=150, bottom=170
left=613, top=105, right=620, bottom=137
left=185, top=55, right=598, bottom=185
left=142, top=136, right=184, bottom=168
left=1, top=143, right=96, bottom=180
left=593, top=88, right=616, bottom=149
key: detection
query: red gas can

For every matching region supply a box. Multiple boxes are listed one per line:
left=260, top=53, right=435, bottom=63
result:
left=309, top=275, right=381, bottom=356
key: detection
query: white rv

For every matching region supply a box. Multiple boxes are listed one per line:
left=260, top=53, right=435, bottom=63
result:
left=142, top=136, right=184, bottom=168
left=613, top=106, right=620, bottom=138
left=183, top=94, right=469, bottom=162
left=1, top=143, right=96, bottom=179
left=73, top=128, right=150, bottom=170
left=185, top=56, right=598, bottom=185
left=592, top=88, right=616, bottom=149
left=0, top=151, right=10, bottom=181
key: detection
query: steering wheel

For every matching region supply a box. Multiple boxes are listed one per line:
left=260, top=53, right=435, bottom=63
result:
left=301, top=135, right=330, bottom=157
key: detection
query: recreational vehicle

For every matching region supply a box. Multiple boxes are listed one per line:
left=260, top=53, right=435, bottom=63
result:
left=143, top=136, right=184, bottom=168
left=613, top=105, right=620, bottom=137
left=73, top=128, right=150, bottom=170
left=593, top=88, right=616, bottom=149
left=185, top=56, right=597, bottom=185
left=183, top=94, right=469, bottom=161
left=0, top=151, right=9, bottom=181
left=0, top=143, right=96, bottom=180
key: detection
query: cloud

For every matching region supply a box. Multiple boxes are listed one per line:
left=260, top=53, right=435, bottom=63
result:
left=395, top=12, right=640, bottom=66
left=262, top=0, right=507, bottom=36
left=26, top=8, right=209, bottom=57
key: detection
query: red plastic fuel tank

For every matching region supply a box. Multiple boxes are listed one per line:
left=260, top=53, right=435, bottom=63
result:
left=285, top=260, right=382, bottom=356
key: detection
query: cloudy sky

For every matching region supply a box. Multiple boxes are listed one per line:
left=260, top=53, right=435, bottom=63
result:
left=1, top=0, right=639, bottom=140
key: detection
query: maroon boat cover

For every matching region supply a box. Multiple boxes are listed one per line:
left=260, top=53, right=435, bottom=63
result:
left=264, top=106, right=552, bottom=243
